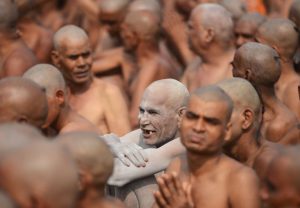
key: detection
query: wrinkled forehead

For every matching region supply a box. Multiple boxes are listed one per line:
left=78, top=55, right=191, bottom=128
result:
left=59, top=37, right=91, bottom=53
left=140, top=91, right=174, bottom=111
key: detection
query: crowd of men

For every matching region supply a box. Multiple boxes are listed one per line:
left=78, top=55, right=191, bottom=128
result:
left=0, top=0, right=300, bottom=207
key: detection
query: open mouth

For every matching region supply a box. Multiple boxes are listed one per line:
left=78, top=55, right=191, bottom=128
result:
left=142, top=129, right=156, bottom=138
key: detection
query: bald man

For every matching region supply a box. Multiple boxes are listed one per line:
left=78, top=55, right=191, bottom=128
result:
left=110, top=79, right=189, bottom=208
left=234, top=13, right=266, bottom=48
left=256, top=19, right=300, bottom=119
left=232, top=42, right=298, bottom=142
left=182, top=3, right=235, bottom=92
left=0, top=141, right=79, bottom=208
left=23, top=64, right=100, bottom=135
left=154, top=86, right=260, bottom=208
left=121, top=10, right=180, bottom=127
left=0, top=0, right=38, bottom=78
left=56, top=132, right=125, bottom=208
left=0, top=77, right=48, bottom=129
left=260, top=145, right=300, bottom=208
left=52, top=25, right=131, bottom=136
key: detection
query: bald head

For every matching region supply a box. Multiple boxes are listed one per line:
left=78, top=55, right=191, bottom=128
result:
left=99, top=0, right=131, bottom=22
left=56, top=132, right=113, bottom=187
left=53, top=25, right=89, bottom=51
left=0, top=0, right=18, bottom=31
left=233, top=42, right=281, bottom=87
left=256, top=18, right=299, bottom=60
left=0, top=77, right=48, bottom=128
left=0, top=141, right=78, bottom=208
left=0, top=123, right=45, bottom=156
left=190, top=3, right=234, bottom=47
left=289, top=0, right=300, bottom=28
left=123, top=10, right=160, bottom=41
left=219, top=0, right=246, bottom=22
left=23, top=64, right=66, bottom=96
left=128, top=0, right=161, bottom=18
left=143, top=79, right=189, bottom=111
left=192, top=85, right=233, bottom=122
left=217, top=78, right=261, bottom=118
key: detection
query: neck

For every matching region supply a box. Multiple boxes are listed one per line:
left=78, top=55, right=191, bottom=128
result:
left=200, top=45, right=235, bottom=67
left=78, top=187, right=105, bottom=208
left=52, top=105, right=73, bottom=132
left=279, top=59, right=297, bottom=77
left=136, top=41, right=159, bottom=63
left=257, top=86, right=279, bottom=111
left=187, top=150, right=222, bottom=177
left=67, top=76, right=93, bottom=95
left=225, top=128, right=261, bottom=165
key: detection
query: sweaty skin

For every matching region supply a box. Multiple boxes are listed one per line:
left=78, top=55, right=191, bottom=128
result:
left=23, top=64, right=100, bottom=135
left=52, top=25, right=131, bottom=136
left=0, top=0, right=38, bottom=78
left=181, top=3, right=235, bottom=92
left=256, top=19, right=300, bottom=119
left=232, top=42, right=298, bottom=142
left=154, top=86, right=260, bottom=208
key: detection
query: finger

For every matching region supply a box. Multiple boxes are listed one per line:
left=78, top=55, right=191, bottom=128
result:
left=128, top=145, right=146, bottom=167
left=133, top=144, right=149, bottom=162
left=157, top=177, right=172, bottom=204
left=124, top=149, right=142, bottom=167
left=171, top=172, right=184, bottom=195
left=162, top=174, right=177, bottom=195
left=154, top=191, right=169, bottom=208
left=116, top=153, right=130, bottom=167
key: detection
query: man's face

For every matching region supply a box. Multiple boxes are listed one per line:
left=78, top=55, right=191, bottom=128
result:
left=188, top=13, right=208, bottom=56
left=120, top=23, right=138, bottom=52
left=224, top=107, right=243, bottom=146
left=180, top=95, right=231, bottom=154
left=261, top=157, right=300, bottom=208
left=56, top=37, right=93, bottom=85
left=231, top=54, right=247, bottom=79
left=235, top=21, right=257, bottom=48
left=138, top=93, right=179, bottom=147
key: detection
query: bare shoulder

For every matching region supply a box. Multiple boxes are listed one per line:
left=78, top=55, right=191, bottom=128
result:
left=94, top=78, right=121, bottom=96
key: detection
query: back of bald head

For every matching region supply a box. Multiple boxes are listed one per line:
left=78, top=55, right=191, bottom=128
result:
left=0, top=77, right=48, bottom=128
left=99, top=0, right=131, bottom=21
left=219, top=0, right=246, bottom=22
left=23, top=64, right=66, bottom=97
left=53, top=25, right=89, bottom=51
left=191, top=3, right=234, bottom=46
left=234, top=42, right=281, bottom=87
left=0, top=123, right=45, bottom=156
left=257, top=18, right=299, bottom=59
left=270, top=145, right=300, bottom=192
left=56, top=132, right=114, bottom=185
left=128, top=0, right=161, bottom=19
left=0, top=0, right=18, bottom=31
left=191, top=85, right=233, bottom=122
left=124, top=10, right=160, bottom=41
left=217, top=78, right=261, bottom=118
left=144, top=79, right=190, bottom=110
left=0, top=141, right=78, bottom=208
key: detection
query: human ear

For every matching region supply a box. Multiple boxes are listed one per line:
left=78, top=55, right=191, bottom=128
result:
left=176, top=107, right=186, bottom=127
left=55, top=90, right=65, bottom=106
left=205, top=28, right=215, bottom=43
left=224, top=122, right=232, bottom=143
left=241, top=109, right=254, bottom=130
left=51, top=50, right=61, bottom=68
left=78, top=170, right=92, bottom=191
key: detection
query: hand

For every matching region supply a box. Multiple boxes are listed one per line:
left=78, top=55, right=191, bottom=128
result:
left=154, top=173, right=193, bottom=208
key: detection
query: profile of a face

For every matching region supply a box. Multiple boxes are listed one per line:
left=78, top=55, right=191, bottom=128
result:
left=180, top=95, right=231, bottom=154
left=120, top=23, right=138, bottom=51
left=56, top=37, right=93, bottom=85
left=138, top=92, right=179, bottom=147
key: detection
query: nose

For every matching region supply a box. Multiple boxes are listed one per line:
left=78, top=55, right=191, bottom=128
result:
left=236, top=35, right=244, bottom=48
left=77, top=56, right=86, bottom=67
left=139, top=112, right=150, bottom=126
left=193, top=118, right=205, bottom=133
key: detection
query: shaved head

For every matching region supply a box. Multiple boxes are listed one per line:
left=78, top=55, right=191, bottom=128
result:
left=0, top=77, right=48, bottom=128
left=256, top=18, right=299, bottom=60
left=56, top=132, right=114, bottom=187
left=143, top=79, right=189, bottom=111
left=190, top=3, right=234, bottom=48
left=53, top=25, right=89, bottom=51
left=23, top=64, right=66, bottom=96
left=0, top=142, right=78, bottom=208
left=0, top=123, right=45, bottom=156
left=219, top=0, right=247, bottom=21
left=192, top=85, right=233, bottom=122
left=123, top=10, right=160, bottom=41
left=128, top=0, right=161, bottom=18
left=0, top=0, right=18, bottom=31
left=99, top=0, right=131, bottom=21
left=233, top=42, right=281, bottom=87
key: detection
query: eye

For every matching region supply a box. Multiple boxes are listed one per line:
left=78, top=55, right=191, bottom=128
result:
left=82, top=51, right=91, bottom=58
left=139, top=107, right=145, bottom=114
left=68, top=55, right=78, bottom=60
left=148, top=110, right=158, bottom=115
